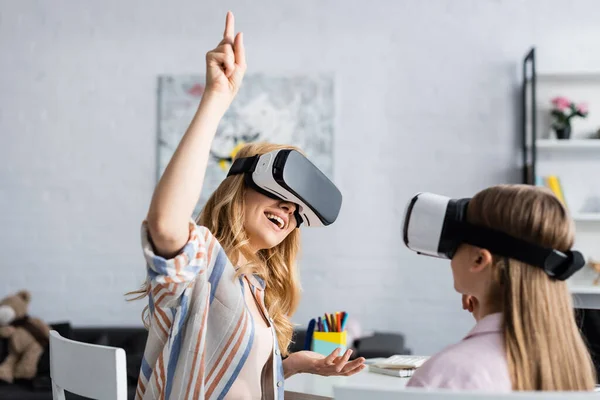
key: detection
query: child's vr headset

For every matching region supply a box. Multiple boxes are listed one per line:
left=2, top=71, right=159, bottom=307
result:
left=402, top=192, right=585, bottom=280
left=227, top=149, right=342, bottom=228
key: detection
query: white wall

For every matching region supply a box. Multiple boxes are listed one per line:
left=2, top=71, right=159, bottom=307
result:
left=2, top=0, right=600, bottom=355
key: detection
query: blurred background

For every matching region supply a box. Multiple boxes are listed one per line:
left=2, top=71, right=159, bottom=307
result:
left=2, top=1, right=600, bottom=387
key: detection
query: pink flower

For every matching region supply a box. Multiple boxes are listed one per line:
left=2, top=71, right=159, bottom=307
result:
left=552, top=96, right=571, bottom=111
left=577, top=103, right=589, bottom=115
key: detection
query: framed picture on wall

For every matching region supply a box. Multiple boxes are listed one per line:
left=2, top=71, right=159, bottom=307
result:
left=157, top=73, right=336, bottom=217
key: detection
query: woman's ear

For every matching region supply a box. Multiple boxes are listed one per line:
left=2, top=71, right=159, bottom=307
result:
left=470, top=248, right=493, bottom=273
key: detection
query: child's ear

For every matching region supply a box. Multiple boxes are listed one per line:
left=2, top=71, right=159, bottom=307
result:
left=470, top=248, right=493, bottom=273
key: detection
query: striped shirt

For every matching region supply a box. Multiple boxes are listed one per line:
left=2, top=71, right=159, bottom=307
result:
left=135, top=220, right=285, bottom=400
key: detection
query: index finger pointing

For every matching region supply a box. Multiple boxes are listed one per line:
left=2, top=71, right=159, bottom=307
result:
left=223, top=11, right=235, bottom=43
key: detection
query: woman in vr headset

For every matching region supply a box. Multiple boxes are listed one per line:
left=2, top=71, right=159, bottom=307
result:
left=128, top=11, right=364, bottom=400
left=406, top=184, right=596, bottom=391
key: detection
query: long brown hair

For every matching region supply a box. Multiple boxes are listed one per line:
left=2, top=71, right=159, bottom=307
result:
left=127, top=142, right=302, bottom=356
left=467, top=184, right=595, bottom=390
left=198, top=142, right=302, bottom=356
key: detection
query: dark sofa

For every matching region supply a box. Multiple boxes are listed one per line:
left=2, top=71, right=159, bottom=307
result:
left=0, top=323, right=146, bottom=400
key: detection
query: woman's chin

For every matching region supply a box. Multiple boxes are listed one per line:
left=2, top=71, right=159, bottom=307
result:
left=263, top=238, right=282, bottom=250
left=250, top=232, right=282, bottom=251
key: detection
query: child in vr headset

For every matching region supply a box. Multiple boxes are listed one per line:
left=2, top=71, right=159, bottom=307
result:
left=404, top=184, right=596, bottom=392
left=128, top=11, right=362, bottom=400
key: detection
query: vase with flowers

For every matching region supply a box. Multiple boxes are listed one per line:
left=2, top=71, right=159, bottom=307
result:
left=550, top=96, right=589, bottom=139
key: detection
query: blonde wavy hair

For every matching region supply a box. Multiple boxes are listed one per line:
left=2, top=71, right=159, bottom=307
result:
left=198, top=142, right=302, bottom=356
left=467, top=184, right=596, bottom=391
left=128, top=142, right=302, bottom=356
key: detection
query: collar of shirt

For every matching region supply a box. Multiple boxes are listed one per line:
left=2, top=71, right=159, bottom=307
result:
left=233, top=265, right=267, bottom=291
left=464, top=312, right=503, bottom=340
left=246, top=274, right=266, bottom=291
left=242, top=274, right=272, bottom=328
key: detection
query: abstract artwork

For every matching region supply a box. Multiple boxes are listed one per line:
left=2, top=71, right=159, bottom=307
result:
left=157, top=73, right=335, bottom=216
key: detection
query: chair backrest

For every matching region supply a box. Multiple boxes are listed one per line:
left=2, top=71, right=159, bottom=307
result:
left=333, top=386, right=600, bottom=400
left=49, top=330, right=128, bottom=400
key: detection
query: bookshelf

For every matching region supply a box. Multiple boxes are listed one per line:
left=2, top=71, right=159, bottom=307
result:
left=522, top=48, right=600, bottom=304
left=536, top=73, right=600, bottom=84
left=573, top=213, right=600, bottom=222
left=570, top=285, right=600, bottom=309
left=532, top=139, right=600, bottom=150
left=569, top=285, right=600, bottom=295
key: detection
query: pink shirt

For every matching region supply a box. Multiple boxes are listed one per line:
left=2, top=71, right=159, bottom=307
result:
left=407, top=312, right=512, bottom=391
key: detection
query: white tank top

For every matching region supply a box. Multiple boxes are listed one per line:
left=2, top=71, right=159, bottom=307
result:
left=224, top=277, right=273, bottom=399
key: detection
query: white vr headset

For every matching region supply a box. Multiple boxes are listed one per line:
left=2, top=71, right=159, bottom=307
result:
left=227, top=149, right=342, bottom=228
left=402, top=192, right=585, bottom=280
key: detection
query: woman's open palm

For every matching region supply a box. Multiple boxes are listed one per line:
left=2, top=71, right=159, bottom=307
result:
left=205, top=11, right=247, bottom=100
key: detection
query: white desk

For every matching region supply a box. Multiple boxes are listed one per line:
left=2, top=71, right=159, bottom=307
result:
left=285, top=368, right=410, bottom=400
left=285, top=371, right=600, bottom=400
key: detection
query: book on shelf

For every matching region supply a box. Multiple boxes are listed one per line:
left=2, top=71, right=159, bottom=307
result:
left=536, top=175, right=567, bottom=208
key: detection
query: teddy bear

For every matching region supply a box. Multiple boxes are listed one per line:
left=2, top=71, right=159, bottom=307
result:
left=0, top=290, right=50, bottom=383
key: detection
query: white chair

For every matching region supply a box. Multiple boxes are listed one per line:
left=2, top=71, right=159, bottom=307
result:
left=49, top=330, right=128, bottom=400
left=333, top=386, right=600, bottom=400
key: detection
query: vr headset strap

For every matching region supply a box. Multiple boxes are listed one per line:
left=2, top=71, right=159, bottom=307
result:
left=457, top=222, right=585, bottom=281
left=227, top=156, right=259, bottom=177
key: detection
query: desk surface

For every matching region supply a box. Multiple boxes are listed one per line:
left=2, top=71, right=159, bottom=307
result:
left=285, top=368, right=410, bottom=399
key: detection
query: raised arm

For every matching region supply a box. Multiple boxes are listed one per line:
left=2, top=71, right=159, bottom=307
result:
left=146, top=11, right=246, bottom=258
